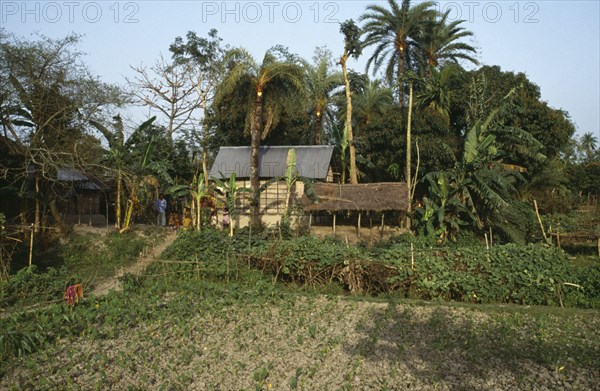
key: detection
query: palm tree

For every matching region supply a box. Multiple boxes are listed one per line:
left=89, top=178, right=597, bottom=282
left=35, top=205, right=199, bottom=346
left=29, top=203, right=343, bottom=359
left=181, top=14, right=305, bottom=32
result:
left=579, top=132, right=598, bottom=161
left=416, top=9, right=478, bottom=72
left=305, top=50, right=343, bottom=145
left=415, top=65, right=459, bottom=125
left=216, top=49, right=304, bottom=228
left=360, top=0, right=437, bottom=107
left=353, top=78, right=394, bottom=131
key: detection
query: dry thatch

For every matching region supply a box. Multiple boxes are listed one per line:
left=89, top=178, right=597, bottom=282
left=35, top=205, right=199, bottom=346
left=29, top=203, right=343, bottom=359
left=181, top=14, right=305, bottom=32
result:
left=301, top=182, right=409, bottom=212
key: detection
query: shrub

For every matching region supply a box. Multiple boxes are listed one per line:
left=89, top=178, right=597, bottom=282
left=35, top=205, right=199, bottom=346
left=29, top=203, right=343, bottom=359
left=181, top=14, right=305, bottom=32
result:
left=0, top=265, right=82, bottom=307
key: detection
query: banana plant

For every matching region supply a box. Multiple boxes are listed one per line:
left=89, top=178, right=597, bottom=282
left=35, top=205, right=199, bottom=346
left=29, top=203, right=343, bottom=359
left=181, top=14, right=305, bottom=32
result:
left=168, top=173, right=216, bottom=230
left=212, top=173, right=251, bottom=237
left=90, top=115, right=158, bottom=230
left=120, top=136, right=172, bottom=233
left=414, top=171, right=474, bottom=242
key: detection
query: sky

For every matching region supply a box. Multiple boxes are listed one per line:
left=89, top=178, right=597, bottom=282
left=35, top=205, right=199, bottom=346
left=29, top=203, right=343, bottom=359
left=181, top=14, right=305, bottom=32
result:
left=1, top=0, right=599, bottom=139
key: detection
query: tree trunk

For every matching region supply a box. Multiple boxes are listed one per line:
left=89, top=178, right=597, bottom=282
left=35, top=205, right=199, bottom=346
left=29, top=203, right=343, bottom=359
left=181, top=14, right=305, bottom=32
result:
left=47, top=192, right=68, bottom=238
left=315, top=110, right=323, bottom=145
left=341, top=53, right=358, bottom=185
left=398, top=45, right=406, bottom=108
left=202, top=145, right=209, bottom=185
left=406, top=81, right=414, bottom=230
left=250, top=91, right=263, bottom=229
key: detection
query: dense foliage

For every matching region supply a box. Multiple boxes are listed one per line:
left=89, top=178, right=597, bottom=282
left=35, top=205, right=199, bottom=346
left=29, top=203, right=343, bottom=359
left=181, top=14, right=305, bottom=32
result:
left=156, top=230, right=598, bottom=309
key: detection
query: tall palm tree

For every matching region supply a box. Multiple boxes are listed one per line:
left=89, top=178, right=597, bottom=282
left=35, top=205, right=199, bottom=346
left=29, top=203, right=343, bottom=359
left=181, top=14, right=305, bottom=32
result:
left=216, top=49, right=304, bottom=228
left=305, top=50, right=343, bottom=144
left=579, top=132, right=598, bottom=161
left=416, top=9, right=478, bottom=72
left=360, top=0, right=437, bottom=107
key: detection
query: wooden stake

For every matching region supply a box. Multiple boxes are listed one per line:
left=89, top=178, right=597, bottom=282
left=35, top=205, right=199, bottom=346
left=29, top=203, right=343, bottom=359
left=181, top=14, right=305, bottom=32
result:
left=556, top=228, right=561, bottom=249
left=533, top=200, right=548, bottom=242
left=308, top=214, right=312, bottom=233
left=28, top=224, right=34, bottom=268
left=489, top=226, right=493, bottom=247
left=485, top=233, right=491, bottom=263
left=410, top=242, right=414, bottom=272
left=333, top=214, right=336, bottom=239
left=357, top=212, right=361, bottom=239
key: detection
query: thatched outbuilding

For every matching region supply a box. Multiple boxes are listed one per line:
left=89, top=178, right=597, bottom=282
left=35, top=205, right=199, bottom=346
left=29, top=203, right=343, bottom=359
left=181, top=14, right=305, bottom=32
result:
left=301, top=182, right=409, bottom=212
left=300, top=182, right=410, bottom=238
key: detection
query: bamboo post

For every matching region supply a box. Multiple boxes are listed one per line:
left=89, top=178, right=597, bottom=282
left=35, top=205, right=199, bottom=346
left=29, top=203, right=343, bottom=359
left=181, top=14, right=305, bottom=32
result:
left=380, top=213, right=385, bottom=239
left=489, top=226, right=493, bottom=247
left=410, top=242, right=414, bottom=272
left=28, top=224, right=34, bottom=267
left=77, top=194, right=81, bottom=226
left=556, top=228, right=561, bottom=249
left=333, top=214, right=336, bottom=239
left=357, top=212, right=361, bottom=240
left=226, top=254, right=230, bottom=283
left=533, top=200, right=548, bottom=242
left=485, top=233, right=491, bottom=263
left=308, top=214, right=312, bottom=234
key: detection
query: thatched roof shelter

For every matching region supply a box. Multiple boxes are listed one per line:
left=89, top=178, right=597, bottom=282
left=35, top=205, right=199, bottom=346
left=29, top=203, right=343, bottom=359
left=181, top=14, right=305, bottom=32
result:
left=301, top=182, right=409, bottom=212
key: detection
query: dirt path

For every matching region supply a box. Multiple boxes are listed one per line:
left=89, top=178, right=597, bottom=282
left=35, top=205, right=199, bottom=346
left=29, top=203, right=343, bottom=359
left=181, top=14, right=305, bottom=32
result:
left=91, top=231, right=177, bottom=296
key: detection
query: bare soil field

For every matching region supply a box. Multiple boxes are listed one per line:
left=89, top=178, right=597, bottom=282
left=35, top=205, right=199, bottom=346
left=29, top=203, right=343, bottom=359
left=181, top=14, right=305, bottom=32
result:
left=2, top=293, right=598, bottom=390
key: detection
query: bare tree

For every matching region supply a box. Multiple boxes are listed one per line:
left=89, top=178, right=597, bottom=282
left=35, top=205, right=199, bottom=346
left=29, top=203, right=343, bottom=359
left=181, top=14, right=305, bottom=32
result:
left=127, top=55, right=200, bottom=143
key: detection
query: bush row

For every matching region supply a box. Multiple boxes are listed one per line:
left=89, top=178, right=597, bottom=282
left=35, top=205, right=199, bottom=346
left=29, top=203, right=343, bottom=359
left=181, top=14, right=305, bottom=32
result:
left=160, top=230, right=598, bottom=308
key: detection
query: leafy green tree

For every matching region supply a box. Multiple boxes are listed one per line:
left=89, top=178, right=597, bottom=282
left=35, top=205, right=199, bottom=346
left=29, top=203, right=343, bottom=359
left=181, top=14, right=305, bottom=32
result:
left=360, top=0, right=437, bottom=106
left=0, top=32, right=122, bottom=237
left=215, top=49, right=304, bottom=228
left=450, top=66, right=575, bottom=164
left=170, top=29, right=227, bottom=181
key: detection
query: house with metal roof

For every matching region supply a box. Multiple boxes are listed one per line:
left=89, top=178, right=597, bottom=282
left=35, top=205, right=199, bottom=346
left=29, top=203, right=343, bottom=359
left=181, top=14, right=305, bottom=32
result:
left=209, top=146, right=335, bottom=227
left=209, top=145, right=334, bottom=180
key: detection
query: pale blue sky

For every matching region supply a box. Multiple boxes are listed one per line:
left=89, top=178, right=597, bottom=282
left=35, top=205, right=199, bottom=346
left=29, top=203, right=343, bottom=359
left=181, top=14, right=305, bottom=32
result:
left=2, top=1, right=599, bottom=139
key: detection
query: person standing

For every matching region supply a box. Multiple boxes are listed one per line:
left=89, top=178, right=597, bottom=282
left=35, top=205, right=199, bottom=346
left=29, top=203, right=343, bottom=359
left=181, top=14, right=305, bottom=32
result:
left=155, top=193, right=167, bottom=226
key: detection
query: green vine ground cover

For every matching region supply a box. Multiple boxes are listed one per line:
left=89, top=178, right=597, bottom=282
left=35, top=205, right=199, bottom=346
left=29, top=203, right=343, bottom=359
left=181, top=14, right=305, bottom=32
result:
left=0, top=228, right=598, bottom=389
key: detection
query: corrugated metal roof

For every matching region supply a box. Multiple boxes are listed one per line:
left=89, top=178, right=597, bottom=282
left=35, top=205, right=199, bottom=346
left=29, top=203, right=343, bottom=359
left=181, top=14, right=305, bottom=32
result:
left=57, top=169, right=88, bottom=182
left=57, top=168, right=109, bottom=191
left=210, top=146, right=334, bottom=179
